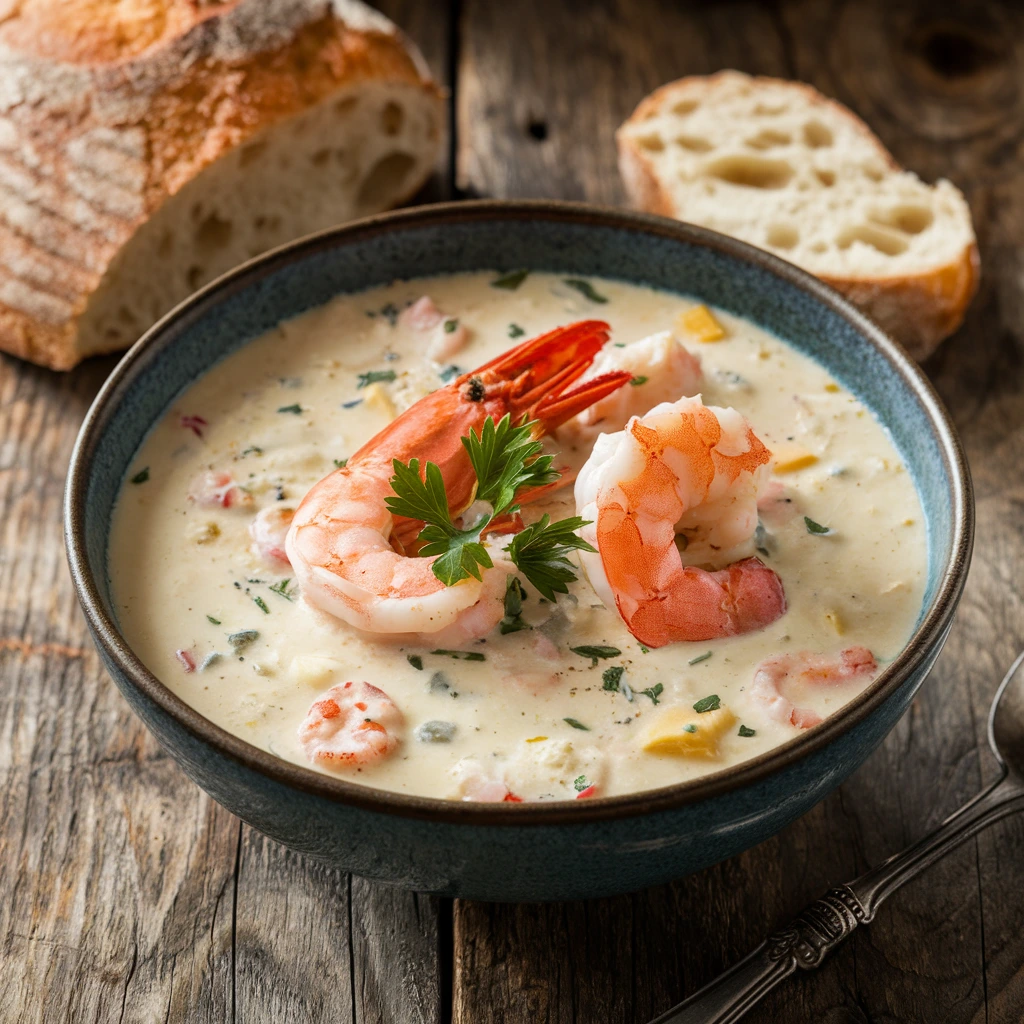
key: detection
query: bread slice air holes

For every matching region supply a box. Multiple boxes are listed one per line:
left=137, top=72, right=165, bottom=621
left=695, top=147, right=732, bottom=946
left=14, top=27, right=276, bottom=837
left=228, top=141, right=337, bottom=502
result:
left=802, top=120, right=834, bottom=148
left=356, top=152, right=417, bottom=211
left=380, top=102, right=404, bottom=136
left=745, top=128, right=791, bottom=150
left=706, top=154, right=795, bottom=190
left=671, top=98, right=699, bottom=115
left=869, top=204, right=934, bottom=235
left=836, top=223, right=909, bottom=257
left=765, top=223, right=800, bottom=249
left=634, top=133, right=665, bottom=152
left=675, top=135, right=712, bottom=153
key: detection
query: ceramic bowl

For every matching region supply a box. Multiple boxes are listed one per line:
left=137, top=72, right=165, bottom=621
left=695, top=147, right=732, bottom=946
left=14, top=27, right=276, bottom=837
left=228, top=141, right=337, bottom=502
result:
left=65, top=201, right=973, bottom=901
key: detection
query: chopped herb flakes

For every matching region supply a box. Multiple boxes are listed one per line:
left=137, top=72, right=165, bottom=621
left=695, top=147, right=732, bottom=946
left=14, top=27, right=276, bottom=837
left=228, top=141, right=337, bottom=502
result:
left=253, top=595, right=270, bottom=614
left=240, top=446, right=263, bottom=457
left=357, top=369, right=397, bottom=389
left=416, top=720, right=456, bottom=743
left=269, top=579, right=294, bottom=601
left=277, top=404, right=303, bottom=415
left=431, top=649, right=486, bottom=661
left=491, top=269, right=530, bottom=290
left=630, top=376, right=649, bottom=387
left=500, top=577, right=529, bottom=634
left=206, top=615, right=221, bottom=625
left=428, top=671, right=450, bottom=692
left=683, top=724, right=698, bottom=734
left=564, top=717, right=590, bottom=731
left=439, top=365, right=463, bottom=382
left=614, top=343, right=626, bottom=348
left=228, top=630, right=259, bottom=651
left=342, top=398, right=363, bottom=409
left=641, top=683, right=664, bottom=705
left=688, top=651, right=713, bottom=666
left=366, top=302, right=400, bottom=325
left=564, top=278, right=608, bottom=304
left=754, top=521, right=772, bottom=557
left=602, top=665, right=624, bottom=692
left=639, top=644, right=650, bottom=654
left=508, top=323, right=525, bottom=339
left=407, top=655, right=424, bottom=671
left=804, top=516, right=832, bottom=535
left=738, top=724, right=756, bottom=737
left=693, top=694, right=721, bottom=713
left=333, top=458, right=348, bottom=469
left=443, top=318, right=459, bottom=333
left=571, top=644, right=621, bottom=667
left=130, top=467, right=150, bottom=484
left=573, top=775, right=590, bottom=792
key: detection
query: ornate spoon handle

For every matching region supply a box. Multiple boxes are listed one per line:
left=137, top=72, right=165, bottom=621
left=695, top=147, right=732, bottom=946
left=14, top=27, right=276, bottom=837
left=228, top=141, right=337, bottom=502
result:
left=651, top=773, right=1024, bottom=1024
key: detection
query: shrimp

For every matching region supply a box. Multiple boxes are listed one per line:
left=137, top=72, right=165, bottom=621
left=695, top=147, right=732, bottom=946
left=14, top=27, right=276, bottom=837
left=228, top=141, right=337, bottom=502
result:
left=572, top=330, right=703, bottom=431
left=575, top=395, right=786, bottom=647
left=249, top=506, right=294, bottom=565
left=750, top=647, right=878, bottom=729
left=298, top=681, right=404, bottom=767
left=188, top=469, right=252, bottom=509
left=286, top=322, right=632, bottom=640
left=400, top=295, right=470, bottom=362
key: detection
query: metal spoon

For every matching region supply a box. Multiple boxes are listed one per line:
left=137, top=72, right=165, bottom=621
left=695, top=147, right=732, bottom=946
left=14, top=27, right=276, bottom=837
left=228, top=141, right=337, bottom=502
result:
left=652, top=651, right=1024, bottom=1024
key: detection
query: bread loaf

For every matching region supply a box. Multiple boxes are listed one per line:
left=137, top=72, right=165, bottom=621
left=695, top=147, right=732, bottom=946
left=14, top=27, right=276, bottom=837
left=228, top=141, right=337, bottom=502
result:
left=0, top=0, right=444, bottom=369
left=617, top=71, right=979, bottom=360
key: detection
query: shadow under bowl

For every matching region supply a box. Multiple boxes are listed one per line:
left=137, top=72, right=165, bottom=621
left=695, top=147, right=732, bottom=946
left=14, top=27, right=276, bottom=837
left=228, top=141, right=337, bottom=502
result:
left=65, top=200, right=973, bottom=901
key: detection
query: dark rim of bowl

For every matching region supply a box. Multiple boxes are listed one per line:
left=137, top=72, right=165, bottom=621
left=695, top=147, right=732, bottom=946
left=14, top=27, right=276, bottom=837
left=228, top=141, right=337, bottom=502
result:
left=64, top=199, right=974, bottom=827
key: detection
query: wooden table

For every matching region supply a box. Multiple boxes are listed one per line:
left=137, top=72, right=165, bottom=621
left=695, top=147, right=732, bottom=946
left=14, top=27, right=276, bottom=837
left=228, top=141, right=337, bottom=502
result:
left=3, top=1, right=1023, bottom=1020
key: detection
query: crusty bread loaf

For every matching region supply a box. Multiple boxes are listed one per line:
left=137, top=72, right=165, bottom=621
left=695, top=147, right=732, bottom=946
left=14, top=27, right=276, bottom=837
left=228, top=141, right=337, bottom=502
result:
left=0, top=0, right=444, bottom=369
left=617, top=71, right=979, bottom=360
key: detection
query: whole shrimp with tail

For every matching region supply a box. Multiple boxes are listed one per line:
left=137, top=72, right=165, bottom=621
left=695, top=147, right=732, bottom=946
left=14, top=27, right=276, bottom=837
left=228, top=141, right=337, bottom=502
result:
left=286, top=322, right=632, bottom=643
left=575, top=394, right=787, bottom=647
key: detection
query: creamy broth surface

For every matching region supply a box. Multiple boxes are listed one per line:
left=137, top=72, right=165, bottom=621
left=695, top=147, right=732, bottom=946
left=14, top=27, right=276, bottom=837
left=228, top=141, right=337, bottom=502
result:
left=109, top=271, right=926, bottom=800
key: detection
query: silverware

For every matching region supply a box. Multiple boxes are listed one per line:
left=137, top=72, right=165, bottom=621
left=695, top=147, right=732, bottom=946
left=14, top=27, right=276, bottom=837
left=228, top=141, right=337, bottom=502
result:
left=652, top=650, right=1024, bottom=1024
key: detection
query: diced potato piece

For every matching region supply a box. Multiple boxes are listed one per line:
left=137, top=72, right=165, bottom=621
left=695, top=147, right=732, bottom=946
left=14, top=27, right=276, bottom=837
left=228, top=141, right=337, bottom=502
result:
left=771, top=442, right=818, bottom=474
left=290, top=655, right=344, bottom=688
left=363, top=381, right=397, bottom=419
left=824, top=609, right=844, bottom=634
left=641, top=705, right=737, bottom=758
left=679, top=304, right=726, bottom=342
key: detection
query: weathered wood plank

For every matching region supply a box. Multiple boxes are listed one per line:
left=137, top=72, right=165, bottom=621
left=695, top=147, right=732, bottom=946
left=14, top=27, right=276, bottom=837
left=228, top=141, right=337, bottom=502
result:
left=453, top=1, right=1024, bottom=1022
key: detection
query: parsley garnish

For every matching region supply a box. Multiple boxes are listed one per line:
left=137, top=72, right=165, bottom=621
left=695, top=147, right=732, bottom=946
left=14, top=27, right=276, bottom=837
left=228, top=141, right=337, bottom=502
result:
left=333, top=458, right=348, bottom=469
left=269, top=579, right=294, bottom=601
left=240, top=446, right=263, bottom=457
left=804, top=516, right=832, bottom=535
left=564, top=717, right=590, bottom=731
left=574, top=775, right=590, bottom=792
left=431, top=649, right=486, bottom=661
left=206, top=615, right=221, bottom=625
left=253, top=595, right=269, bottom=614
left=131, top=467, right=149, bottom=484
left=602, top=665, right=624, bottom=691
left=385, top=414, right=591, bottom=596
left=641, top=683, right=664, bottom=705
left=684, top=723, right=698, bottom=734
left=277, top=404, right=302, bottom=415
left=630, top=376, right=649, bottom=387
left=342, top=398, right=363, bottom=409
left=738, top=724, right=756, bottom=737
left=407, top=655, right=423, bottom=671
left=570, top=644, right=621, bottom=667
left=688, top=651, right=712, bottom=665
left=358, top=370, right=397, bottom=389
left=491, top=269, right=530, bottom=290
left=500, top=576, right=529, bottom=634
left=693, top=694, right=721, bottom=713
left=228, top=630, right=258, bottom=651
left=439, top=365, right=463, bottom=382
left=508, top=323, right=525, bottom=339
left=564, top=278, right=608, bottom=304
left=443, top=318, right=459, bottom=333
left=754, top=520, right=772, bottom=557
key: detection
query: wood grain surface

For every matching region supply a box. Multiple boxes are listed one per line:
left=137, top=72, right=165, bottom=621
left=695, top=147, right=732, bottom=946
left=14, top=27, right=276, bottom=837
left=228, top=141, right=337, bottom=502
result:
left=1, top=1, right=1022, bottom=1022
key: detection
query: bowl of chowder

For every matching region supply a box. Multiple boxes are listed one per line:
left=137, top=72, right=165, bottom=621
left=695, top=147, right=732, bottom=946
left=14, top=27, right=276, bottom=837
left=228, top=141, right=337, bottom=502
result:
left=65, top=201, right=972, bottom=901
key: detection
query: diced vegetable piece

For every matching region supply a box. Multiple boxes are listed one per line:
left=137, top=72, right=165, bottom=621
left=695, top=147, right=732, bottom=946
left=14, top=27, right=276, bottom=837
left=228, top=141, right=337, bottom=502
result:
left=290, top=655, right=343, bottom=688
left=641, top=706, right=737, bottom=758
left=362, top=381, right=397, bottom=419
left=825, top=609, right=845, bottom=634
left=771, top=443, right=819, bottom=474
left=679, top=304, right=726, bottom=342
left=415, top=720, right=457, bottom=743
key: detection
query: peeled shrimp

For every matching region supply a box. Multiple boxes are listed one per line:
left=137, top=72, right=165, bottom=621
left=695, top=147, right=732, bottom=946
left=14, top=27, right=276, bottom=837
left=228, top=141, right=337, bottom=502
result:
left=575, top=395, right=786, bottom=647
left=750, top=647, right=878, bottom=729
left=401, top=295, right=470, bottom=362
left=573, top=330, right=703, bottom=431
left=188, top=469, right=252, bottom=509
left=298, top=681, right=404, bottom=767
left=249, top=506, right=294, bottom=565
left=286, top=322, right=631, bottom=640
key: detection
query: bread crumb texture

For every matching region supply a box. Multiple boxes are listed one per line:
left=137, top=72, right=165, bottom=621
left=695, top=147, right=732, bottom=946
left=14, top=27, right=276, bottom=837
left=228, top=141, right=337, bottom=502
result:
left=618, top=71, right=979, bottom=359
left=0, top=0, right=443, bottom=368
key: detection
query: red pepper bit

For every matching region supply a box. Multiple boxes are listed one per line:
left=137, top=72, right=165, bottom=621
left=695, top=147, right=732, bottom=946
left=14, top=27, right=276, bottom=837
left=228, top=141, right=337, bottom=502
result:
left=180, top=414, right=208, bottom=438
left=175, top=649, right=196, bottom=673
left=503, top=792, right=524, bottom=803
left=576, top=785, right=597, bottom=799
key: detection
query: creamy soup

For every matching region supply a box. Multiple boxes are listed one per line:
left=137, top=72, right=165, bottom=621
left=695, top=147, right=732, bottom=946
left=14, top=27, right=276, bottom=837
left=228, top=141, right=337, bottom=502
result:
left=109, top=271, right=926, bottom=801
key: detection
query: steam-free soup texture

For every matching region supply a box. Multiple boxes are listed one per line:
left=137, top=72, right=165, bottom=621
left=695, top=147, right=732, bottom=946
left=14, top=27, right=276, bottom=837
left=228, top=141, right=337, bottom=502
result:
left=110, top=271, right=926, bottom=801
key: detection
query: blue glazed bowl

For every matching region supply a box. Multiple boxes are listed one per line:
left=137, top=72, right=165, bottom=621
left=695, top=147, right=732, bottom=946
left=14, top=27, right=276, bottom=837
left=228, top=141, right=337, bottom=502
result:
left=65, top=201, right=973, bottom=902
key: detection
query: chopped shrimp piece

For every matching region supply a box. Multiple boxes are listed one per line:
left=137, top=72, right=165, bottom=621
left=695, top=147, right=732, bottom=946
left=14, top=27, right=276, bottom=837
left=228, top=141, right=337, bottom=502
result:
left=573, top=331, right=703, bottom=430
left=401, top=295, right=471, bottom=362
left=298, top=681, right=404, bottom=768
left=575, top=395, right=786, bottom=647
left=187, top=470, right=252, bottom=510
left=756, top=480, right=800, bottom=526
left=285, top=322, right=631, bottom=641
left=750, top=647, right=878, bottom=729
left=401, top=295, right=444, bottom=332
left=180, top=414, right=208, bottom=438
left=175, top=648, right=196, bottom=672
left=249, top=506, right=295, bottom=565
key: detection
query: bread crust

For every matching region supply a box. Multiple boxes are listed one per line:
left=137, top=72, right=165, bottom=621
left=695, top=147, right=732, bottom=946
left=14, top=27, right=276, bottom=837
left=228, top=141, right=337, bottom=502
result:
left=617, top=71, right=978, bottom=360
left=0, top=0, right=443, bottom=369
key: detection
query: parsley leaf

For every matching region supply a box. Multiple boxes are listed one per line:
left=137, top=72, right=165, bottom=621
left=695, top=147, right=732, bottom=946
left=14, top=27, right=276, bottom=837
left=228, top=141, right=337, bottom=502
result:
left=574, top=775, right=590, bottom=792
left=408, top=655, right=424, bottom=671
left=564, top=717, right=590, bottom=731
left=333, top=458, right=348, bottom=469
left=130, top=467, right=149, bottom=484
left=804, top=516, right=832, bottom=535
left=564, top=278, right=608, bottom=303
left=640, top=683, right=664, bottom=705
left=491, top=269, right=530, bottom=290
left=738, top=724, right=756, bottom=737
left=688, top=651, right=712, bottom=665
left=277, top=404, right=303, bottom=415
left=602, top=665, right=624, bottom=691
left=500, top=576, right=529, bottom=634
left=508, top=323, right=525, bottom=339
left=506, top=515, right=596, bottom=601
left=630, top=376, right=649, bottom=387
left=439, top=364, right=463, bottom=382
left=269, top=579, right=294, bottom=601
left=253, top=595, right=270, bottom=614
left=693, top=694, right=721, bottom=713
left=570, top=644, right=622, bottom=667
left=357, top=369, right=397, bottom=389
left=431, top=649, right=486, bottom=661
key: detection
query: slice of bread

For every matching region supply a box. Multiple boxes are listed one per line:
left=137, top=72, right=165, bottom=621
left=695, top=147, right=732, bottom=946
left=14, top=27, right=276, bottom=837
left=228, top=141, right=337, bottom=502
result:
left=0, top=0, right=444, bottom=370
left=617, top=71, right=979, bottom=360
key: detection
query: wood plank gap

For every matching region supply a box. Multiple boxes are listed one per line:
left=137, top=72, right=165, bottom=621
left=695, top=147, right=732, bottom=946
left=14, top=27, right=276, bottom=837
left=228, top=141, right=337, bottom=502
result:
left=438, top=897, right=455, bottom=1024
left=230, top=820, right=242, bottom=1024
left=446, top=0, right=464, bottom=199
